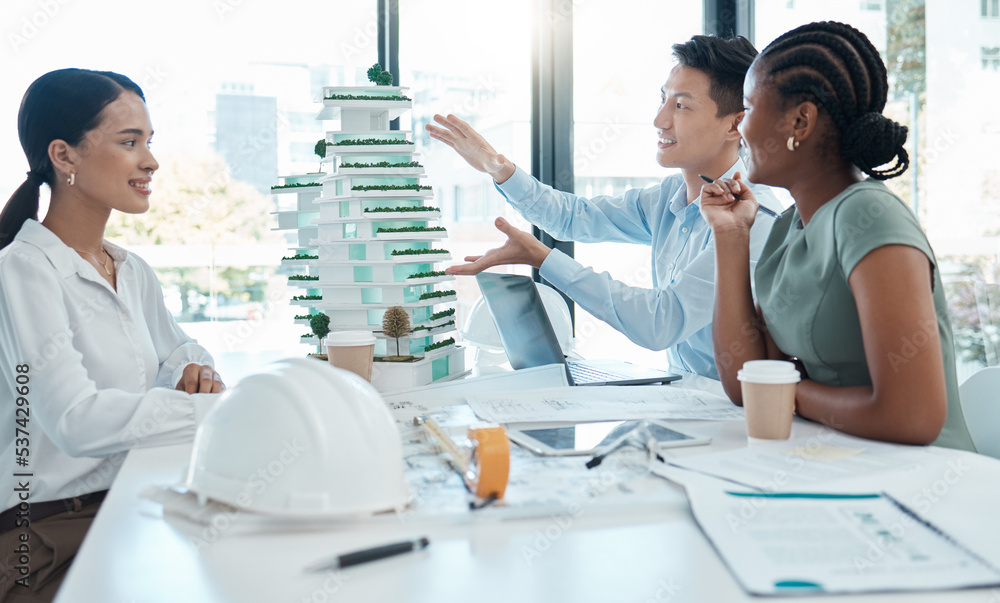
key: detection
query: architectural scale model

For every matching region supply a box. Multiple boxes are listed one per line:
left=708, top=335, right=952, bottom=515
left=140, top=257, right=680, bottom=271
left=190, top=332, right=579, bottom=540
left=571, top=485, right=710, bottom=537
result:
left=272, top=66, right=464, bottom=390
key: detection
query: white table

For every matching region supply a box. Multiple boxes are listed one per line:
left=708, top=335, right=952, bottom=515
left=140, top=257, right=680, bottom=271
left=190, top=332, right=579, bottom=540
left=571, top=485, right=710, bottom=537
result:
left=55, top=374, right=1000, bottom=602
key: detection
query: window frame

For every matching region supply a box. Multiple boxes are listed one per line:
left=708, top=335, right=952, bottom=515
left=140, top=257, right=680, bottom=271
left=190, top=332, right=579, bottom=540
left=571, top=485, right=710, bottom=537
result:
left=381, top=2, right=732, bottom=334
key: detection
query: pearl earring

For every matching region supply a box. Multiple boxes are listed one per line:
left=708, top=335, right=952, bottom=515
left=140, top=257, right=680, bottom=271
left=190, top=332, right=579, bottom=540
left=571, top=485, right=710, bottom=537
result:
left=67, top=172, right=75, bottom=186
left=786, top=137, right=799, bottom=152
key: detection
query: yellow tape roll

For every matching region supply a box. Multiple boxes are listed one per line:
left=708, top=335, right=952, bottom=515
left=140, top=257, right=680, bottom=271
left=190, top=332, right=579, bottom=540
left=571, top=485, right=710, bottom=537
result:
left=466, top=423, right=510, bottom=500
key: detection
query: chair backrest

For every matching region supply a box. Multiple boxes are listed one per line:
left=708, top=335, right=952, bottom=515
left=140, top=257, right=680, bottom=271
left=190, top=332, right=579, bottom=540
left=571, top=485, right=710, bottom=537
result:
left=958, top=366, right=1000, bottom=459
left=974, top=281, right=1000, bottom=367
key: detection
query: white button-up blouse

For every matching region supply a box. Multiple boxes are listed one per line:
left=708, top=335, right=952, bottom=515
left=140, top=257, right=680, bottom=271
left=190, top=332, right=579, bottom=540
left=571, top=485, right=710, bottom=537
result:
left=0, top=220, right=217, bottom=511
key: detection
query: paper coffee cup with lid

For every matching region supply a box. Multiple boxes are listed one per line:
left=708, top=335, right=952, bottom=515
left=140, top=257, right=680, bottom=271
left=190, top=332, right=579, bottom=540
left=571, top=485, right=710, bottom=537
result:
left=737, top=360, right=801, bottom=441
left=325, top=331, right=377, bottom=382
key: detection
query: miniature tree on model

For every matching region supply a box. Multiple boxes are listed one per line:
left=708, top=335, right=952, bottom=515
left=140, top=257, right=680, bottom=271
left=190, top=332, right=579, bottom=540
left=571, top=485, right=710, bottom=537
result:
left=382, top=306, right=412, bottom=358
left=309, top=313, right=331, bottom=341
left=314, top=139, right=327, bottom=172
left=367, top=63, right=394, bottom=86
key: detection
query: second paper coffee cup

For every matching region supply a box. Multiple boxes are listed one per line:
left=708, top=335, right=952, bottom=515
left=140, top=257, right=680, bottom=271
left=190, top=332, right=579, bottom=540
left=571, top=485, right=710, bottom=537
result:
left=325, top=331, right=377, bottom=382
left=737, top=360, right=801, bottom=440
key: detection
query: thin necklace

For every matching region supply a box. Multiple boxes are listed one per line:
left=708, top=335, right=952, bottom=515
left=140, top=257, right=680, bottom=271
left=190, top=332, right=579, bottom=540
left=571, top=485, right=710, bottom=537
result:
left=76, top=247, right=113, bottom=276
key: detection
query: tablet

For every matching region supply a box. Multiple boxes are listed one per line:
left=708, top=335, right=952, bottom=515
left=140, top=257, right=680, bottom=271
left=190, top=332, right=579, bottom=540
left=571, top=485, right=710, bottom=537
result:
left=507, top=420, right=710, bottom=456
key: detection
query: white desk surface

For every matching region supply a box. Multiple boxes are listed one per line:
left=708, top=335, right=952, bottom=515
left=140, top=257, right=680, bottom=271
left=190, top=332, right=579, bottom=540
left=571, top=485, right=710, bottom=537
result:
left=56, top=372, right=1000, bottom=603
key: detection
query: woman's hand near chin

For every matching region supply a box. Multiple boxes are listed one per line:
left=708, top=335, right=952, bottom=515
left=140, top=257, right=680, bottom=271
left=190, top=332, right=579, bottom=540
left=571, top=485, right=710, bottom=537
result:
left=699, top=171, right=759, bottom=236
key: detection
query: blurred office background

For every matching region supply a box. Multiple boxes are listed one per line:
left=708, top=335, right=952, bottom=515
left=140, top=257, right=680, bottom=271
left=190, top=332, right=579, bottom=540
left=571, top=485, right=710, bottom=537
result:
left=1, top=0, right=997, bottom=380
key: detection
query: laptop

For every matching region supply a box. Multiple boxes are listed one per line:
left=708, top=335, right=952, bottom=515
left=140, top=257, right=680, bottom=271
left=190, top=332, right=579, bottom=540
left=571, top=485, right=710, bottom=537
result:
left=475, top=272, right=681, bottom=386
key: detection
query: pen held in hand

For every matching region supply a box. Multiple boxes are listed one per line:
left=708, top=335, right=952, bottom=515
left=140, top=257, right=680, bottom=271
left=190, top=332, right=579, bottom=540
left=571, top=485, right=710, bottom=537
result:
left=304, top=537, right=430, bottom=572
left=698, top=174, right=781, bottom=219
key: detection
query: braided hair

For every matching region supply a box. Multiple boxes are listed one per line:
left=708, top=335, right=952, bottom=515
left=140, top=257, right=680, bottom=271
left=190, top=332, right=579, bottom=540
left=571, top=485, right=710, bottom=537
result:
left=758, top=21, right=908, bottom=180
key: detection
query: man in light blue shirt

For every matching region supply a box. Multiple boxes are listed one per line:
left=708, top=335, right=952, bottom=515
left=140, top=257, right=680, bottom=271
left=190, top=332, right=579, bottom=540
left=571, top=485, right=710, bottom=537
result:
left=426, top=35, right=781, bottom=379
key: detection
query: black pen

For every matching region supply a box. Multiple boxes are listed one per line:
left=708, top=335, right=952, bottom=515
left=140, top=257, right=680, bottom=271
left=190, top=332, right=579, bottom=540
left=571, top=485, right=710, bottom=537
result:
left=698, top=174, right=781, bottom=219
left=304, top=537, right=430, bottom=572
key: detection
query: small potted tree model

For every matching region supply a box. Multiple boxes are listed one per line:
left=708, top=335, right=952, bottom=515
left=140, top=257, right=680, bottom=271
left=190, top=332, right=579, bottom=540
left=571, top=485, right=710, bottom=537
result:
left=380, top=306, right=416, bottom=362
left=314, top=139, right=327, bottom=172
left=308, top=313, right=331, bottom=360
left=367, top=63, right=394, bottom=86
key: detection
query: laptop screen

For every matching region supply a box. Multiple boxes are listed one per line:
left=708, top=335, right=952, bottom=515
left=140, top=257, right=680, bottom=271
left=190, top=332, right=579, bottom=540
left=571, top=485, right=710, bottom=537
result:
left=475, top=273, right=567, bottom=370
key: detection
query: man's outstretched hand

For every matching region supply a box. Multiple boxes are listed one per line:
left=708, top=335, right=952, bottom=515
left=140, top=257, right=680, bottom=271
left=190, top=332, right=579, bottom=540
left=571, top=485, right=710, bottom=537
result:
left=425, top=114, right=516, bottom=184
left=445, top=217, right=552, bottom=276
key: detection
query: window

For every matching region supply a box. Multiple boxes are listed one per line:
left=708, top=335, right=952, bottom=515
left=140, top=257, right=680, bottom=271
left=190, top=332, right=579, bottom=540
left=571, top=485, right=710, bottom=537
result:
left=287, top=112, right=317, bottom=133
left=289, top=141, right=318, bottom=164
left=4, top=0, right=385, bottom=360
left=571, top=1, right=702, bottom=368
left=220, top=82, right=255, bottom=96
left=983, top=0, right=1000, bottom=17
left=400, top=0, right=534, bottom=331
left=983, top=47, right=1000, bottom=70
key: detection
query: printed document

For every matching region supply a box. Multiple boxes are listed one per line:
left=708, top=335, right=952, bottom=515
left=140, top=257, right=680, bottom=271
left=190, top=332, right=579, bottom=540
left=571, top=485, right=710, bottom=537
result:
left=466, top=385, right=742, bottom=423
left=667, top=432, right=945, bottom=492
left=686, top=486, right=1000, bottom=595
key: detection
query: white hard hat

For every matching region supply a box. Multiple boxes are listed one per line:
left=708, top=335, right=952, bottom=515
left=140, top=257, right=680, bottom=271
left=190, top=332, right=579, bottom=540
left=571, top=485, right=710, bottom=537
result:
left=461, top=281, right=574, bottom=354
left=183, top=357, right=410, bottom=517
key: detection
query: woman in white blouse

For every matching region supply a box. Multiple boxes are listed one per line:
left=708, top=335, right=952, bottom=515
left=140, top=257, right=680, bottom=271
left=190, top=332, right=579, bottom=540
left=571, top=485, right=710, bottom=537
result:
left=0, top=68, right=224, bottom=600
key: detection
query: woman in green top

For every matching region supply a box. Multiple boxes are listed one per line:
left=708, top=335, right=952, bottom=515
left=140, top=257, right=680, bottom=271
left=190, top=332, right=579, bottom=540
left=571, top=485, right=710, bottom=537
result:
left=700, top=21, right=975, bottom=450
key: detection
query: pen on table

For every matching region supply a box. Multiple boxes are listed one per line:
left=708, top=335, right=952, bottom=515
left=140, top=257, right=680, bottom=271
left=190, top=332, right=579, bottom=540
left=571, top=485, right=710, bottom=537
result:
left=724, top=491, right=881, bottom=499
left=698, top=174, right=781, bottom=219
left=304, top=537, right=430, bottom=572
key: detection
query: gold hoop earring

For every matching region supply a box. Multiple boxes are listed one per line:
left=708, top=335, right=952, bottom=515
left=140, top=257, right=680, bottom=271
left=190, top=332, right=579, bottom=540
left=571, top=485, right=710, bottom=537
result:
left=67, top=173, right=75, bottom=186
left=786, top=137, right=799, bottom=152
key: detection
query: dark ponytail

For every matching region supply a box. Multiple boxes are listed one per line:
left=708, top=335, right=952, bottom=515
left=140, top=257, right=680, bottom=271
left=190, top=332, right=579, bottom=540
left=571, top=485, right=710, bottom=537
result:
left=0, top=69, right=145, bottom=249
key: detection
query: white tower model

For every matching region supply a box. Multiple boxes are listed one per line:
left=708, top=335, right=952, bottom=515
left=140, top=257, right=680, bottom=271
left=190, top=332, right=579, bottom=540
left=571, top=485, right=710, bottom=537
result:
left=274, top=69, right=465, bottom=391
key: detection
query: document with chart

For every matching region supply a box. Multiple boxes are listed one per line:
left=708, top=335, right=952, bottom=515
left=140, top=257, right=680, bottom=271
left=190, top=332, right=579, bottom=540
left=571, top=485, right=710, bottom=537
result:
left=686, top=487, right=1000, bottom=595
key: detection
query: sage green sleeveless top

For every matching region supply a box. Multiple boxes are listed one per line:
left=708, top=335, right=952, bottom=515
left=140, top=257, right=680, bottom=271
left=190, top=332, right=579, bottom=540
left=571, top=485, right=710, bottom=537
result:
left=755, top=179, right=975, bottom=451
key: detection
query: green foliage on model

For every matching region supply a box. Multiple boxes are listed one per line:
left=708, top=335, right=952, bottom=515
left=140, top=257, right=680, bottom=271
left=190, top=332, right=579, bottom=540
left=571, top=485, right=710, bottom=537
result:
left=333, top=138, right=413, bottom=146
left=340, top=161, right=422, bottom=169
left=377, top=226, right=446, bottom=234
left=407, top=270, right=446, bottom=279
left=353, top=184, right=432, bottom=192
left=429, top=308, right=456, bottom=321
left=309, top=313, right=331, bottom=340
left=390, top=248, right=449, bottom=256
left=418, top=290, right=456, bottom=301
left=424, top=337, right=456, bottom=352
left=271, top=182, right=321, bottom=190
left=324, top=93, right=411, bottom=101
left=367, top=63, right=394, bottom=86
left=365, top=206, right=439, bottom=213
left=412, top=320, right=454, bottom=332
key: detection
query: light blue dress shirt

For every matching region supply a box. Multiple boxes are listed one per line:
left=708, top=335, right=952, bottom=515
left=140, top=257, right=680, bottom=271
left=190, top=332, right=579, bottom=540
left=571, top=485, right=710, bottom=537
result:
left=495, top=159, right=781, bottom=379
